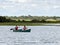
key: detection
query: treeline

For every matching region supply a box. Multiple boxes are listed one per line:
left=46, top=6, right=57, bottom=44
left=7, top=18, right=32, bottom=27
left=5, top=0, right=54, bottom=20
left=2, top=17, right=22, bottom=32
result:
left=18, top=19, right=60, bottom=23
left=0, top=16, right=16, bottom=22
left=0, top=16, right=60, bottom=23
left=7, top=15, right=60, bottom=20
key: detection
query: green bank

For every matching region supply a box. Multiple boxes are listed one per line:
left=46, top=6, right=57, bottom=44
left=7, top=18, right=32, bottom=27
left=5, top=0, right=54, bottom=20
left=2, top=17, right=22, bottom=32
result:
left=0, top=22, right=44, bottom=26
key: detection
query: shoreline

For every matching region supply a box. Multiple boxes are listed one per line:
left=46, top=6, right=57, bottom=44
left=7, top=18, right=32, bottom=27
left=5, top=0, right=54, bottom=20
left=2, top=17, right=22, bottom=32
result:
left=0, top=22, right=60, bottom=26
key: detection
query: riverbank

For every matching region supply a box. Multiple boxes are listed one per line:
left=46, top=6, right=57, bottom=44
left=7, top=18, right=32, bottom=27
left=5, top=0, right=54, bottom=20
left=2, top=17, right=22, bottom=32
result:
left=0, top=22, right=44, bottom=26
left=0, top=22, right=60, bottom=26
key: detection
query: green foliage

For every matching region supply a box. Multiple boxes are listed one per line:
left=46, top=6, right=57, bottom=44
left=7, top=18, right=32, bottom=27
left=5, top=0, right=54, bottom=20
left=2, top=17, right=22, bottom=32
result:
left=31, top=19, right=40, bottom=22
left=0, top=16, right=16, bottom=22
left=0, top=16, right=60, bottom=23
left=40, top=19, right=46, bottom=23
left=18, top=19, right=20, bottom=22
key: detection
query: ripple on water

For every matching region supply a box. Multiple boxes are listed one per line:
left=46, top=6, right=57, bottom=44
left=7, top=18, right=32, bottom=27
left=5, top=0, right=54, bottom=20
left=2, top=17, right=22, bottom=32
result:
left=0, top=26, right=60, bottom=45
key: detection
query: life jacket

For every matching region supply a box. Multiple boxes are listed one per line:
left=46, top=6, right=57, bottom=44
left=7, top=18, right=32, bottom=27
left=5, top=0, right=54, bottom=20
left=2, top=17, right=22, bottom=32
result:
left=15, top=26, right=18, bottom=30
left=23, top=26, right=27, bottom=30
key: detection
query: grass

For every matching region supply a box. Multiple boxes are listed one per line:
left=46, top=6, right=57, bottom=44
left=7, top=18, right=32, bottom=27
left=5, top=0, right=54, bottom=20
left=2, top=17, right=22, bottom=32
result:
left=0, top=22, right=44, bottom=26
left=0, top=22, right=60, bottom=26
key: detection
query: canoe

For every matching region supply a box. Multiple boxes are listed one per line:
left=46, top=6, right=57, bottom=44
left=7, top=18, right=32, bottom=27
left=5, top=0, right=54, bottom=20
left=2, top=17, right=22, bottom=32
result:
left=13, top=29, right=31, bottom=32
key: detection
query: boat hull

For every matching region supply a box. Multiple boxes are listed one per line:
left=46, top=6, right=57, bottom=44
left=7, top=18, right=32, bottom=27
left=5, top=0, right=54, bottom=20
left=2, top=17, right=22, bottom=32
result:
left=13, top=29, right=31, bottom=32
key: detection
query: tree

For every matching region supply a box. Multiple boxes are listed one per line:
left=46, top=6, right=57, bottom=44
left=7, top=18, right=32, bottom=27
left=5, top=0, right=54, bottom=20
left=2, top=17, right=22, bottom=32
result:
left=40, top=19, right=46, bottom=22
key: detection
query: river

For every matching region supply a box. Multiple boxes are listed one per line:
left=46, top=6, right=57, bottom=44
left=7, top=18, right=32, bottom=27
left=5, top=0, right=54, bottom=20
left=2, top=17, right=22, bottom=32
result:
left=0, top=26, right=60, bottom=45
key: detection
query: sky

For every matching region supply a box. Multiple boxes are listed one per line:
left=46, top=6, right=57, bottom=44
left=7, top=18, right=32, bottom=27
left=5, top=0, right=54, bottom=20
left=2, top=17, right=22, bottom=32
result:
left=0, top=0, right=60, bottom=16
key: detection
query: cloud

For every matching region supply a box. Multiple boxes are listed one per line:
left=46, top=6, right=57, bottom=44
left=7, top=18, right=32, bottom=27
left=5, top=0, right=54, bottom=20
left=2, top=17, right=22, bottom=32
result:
left=0, top=0, right=60, bottom=16
left=0, top=3, right=14, bottom=9
left=1, top=0, right=58, bottom=10
left=5, top=0, right=32, bottom=3
left=31, top=4, right=37, bottom=7
left=53, top=5, right=60, bottom=9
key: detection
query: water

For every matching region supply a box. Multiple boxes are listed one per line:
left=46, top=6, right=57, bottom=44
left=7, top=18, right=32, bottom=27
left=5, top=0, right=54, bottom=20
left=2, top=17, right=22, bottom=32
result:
left=0, top=26, right=60, bottom=45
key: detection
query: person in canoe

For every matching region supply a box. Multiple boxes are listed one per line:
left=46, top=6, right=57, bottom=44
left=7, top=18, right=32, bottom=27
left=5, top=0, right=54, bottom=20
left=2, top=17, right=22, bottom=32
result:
left=15, top=25, right=18, bottom=30
left=23, top=25, right=27, bottom=30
